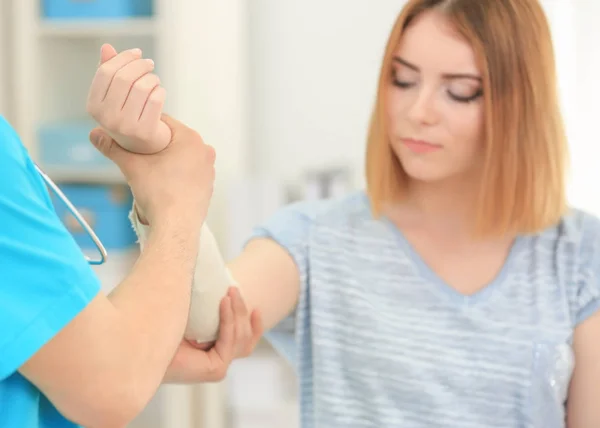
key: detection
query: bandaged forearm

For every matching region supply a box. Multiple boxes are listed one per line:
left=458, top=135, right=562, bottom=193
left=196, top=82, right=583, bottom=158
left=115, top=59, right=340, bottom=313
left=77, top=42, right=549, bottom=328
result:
left=129, top=206, right=237, bottom=344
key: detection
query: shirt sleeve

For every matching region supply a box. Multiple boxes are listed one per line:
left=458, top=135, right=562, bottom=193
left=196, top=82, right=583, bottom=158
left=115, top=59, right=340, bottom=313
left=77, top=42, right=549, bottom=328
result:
left=244, top=199, right=329, bottom=366
left=573, top=213, right=600, bottom=326
left=0, top=117, right=101, bottom=380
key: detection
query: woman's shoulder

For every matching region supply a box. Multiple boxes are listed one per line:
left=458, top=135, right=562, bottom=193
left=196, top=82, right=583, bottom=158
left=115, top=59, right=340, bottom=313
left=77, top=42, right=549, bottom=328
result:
left=247, top=190, right=374, bottom=252
left=548, top=208, right=600, bottom=248
left=279, top=189, right=373, bottom=227
left=540, top=208, right=600, bottom=326
left=531, top=208, right=600, bottom=277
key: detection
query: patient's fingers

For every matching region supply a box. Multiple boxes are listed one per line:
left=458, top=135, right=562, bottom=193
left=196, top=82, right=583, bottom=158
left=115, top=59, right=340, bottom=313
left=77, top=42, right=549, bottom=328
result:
left=121, top=72, right=161, bottom=121
left=100, top=43, right=118, bottom=65
left=87, top=48, right=142, bottom=110
left=139, top=85, right=166, bottom=129
left=104, top=58, right=155, bottom=112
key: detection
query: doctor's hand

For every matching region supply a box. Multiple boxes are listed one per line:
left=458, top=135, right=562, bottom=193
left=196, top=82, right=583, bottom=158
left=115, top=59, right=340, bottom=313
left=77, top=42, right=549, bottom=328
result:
left=89, top=112, right=215, bottom=229
left=164, top=287, right=264, bottom=384
left=86, top=43, right=171, bottom=154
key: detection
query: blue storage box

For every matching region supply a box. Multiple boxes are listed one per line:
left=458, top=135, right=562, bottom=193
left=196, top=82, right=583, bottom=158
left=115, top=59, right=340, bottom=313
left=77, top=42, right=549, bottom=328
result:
left=38, top=120, right=116, bottom=170
left=41, top=0, right=153, bottom=19
left=50, top=183, right=137, bottom=251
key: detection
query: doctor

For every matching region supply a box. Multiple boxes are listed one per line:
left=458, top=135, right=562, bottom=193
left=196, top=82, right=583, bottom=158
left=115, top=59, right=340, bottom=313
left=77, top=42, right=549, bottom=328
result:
left=0, top=88, right=262, bottom=426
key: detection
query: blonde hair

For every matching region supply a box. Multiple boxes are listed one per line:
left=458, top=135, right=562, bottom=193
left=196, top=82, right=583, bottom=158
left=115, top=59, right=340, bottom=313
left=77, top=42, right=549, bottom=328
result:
left=365, top=0, right=569, bottom=237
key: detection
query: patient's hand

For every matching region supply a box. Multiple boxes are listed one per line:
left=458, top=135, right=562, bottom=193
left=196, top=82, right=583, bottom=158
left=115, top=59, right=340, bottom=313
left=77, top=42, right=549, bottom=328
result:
left=86, top=43, right=171, bottom=154
left=164, top=287, right=264, bottom=384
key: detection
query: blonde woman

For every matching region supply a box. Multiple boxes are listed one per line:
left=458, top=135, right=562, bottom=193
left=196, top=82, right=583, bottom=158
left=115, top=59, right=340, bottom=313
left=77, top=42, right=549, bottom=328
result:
left=90, top=0, right=600, bottom=426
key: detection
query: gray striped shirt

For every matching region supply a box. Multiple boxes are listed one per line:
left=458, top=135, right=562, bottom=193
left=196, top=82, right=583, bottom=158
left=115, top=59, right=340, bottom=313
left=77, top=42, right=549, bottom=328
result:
left=248, top=191, right=600, bottom=428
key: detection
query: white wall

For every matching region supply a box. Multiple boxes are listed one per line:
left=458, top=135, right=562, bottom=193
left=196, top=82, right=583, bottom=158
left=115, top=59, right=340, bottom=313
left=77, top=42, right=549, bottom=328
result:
left=248, top=0, right=407, bottom=188
left=571, top=1, right=600, bottom=215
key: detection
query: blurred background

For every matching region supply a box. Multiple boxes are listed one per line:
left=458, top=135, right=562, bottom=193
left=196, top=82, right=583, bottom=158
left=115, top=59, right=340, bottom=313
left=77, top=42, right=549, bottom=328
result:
left=0, top=0, right=597, bottom=427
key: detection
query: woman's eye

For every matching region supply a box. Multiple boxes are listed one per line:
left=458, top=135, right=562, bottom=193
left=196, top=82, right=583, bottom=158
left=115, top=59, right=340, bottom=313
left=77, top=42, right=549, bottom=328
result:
left=448, top=89, right=483, bottom=103
left=392, top=79, right=414, bottom=89
left=447, top=83, right=483, bottom=103
left=390, top=68, right=416, bottom=89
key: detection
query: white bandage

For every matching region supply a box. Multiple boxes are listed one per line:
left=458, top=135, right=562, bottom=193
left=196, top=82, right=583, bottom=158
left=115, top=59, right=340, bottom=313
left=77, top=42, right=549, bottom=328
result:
left=129, top=207, right=236, bottom=343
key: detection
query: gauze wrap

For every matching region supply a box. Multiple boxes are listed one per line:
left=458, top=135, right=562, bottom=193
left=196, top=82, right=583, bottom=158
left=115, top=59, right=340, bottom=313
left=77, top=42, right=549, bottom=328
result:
left=129, top=207, right=237, bottom=343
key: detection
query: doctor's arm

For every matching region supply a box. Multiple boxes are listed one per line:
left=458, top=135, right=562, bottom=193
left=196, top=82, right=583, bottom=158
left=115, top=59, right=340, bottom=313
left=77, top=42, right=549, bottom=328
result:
left=0, top=117, right=222, bottom=428
left=19, top=221, right=201, bottom=427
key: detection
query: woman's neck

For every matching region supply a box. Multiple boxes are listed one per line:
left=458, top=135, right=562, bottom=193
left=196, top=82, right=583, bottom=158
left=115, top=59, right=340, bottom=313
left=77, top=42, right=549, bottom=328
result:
left=386, top=177, right=480, bottom=236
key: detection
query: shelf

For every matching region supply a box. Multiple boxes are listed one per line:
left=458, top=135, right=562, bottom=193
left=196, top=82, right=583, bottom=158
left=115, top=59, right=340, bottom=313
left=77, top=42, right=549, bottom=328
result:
left=37, top=17, right=157, bottom=38
left=43, top=166, right=126, bottom=184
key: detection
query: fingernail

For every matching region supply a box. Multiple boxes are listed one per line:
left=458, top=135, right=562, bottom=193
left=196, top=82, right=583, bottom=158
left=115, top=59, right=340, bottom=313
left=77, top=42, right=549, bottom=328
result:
left=132, top=48, right=142, bottom=56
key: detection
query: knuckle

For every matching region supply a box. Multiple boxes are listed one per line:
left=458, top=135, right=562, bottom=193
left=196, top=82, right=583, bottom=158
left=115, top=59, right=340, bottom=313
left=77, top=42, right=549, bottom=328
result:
left=120, top=120, right=144, bottom=138
left=147, top=90, right=165, bottom=108
left=204, top=145, right=216, bottom=163
left=86, top=101, right=97, bottom=117
left=126, top=49, right=140, bottom=61
left=98, top=65, right=114, bottom=80
left=187, top=128, right=201, bottom=142
left=152, top=85, right=166, bottom=99
left=119, top=122, right=136, bottom=137
left=138, top=127, right=157, bottom=142
left=133, top=75, right=160, bottom=95
left=99, top=112, right=119, bottom=130
left=113, top=68, right=131, bottom=86
left=134, top=125, right=149, bottom=139
left=209, top=366, right=226, bottom=381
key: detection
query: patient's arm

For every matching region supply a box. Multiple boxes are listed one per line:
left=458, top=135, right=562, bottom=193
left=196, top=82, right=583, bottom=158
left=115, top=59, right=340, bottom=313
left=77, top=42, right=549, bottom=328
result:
left=227, top=237, right=300, bottom=331
left=130, top=205, right=300, bottom=343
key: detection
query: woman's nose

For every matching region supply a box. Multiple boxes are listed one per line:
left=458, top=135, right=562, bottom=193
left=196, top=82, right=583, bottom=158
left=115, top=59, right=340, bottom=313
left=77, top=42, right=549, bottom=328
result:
left=407, top=88, right=439, bottom=126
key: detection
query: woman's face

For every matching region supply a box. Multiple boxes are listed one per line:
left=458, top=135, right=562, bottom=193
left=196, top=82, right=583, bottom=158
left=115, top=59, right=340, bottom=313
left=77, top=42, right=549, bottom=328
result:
left=385, top=10, right=485, bottom=184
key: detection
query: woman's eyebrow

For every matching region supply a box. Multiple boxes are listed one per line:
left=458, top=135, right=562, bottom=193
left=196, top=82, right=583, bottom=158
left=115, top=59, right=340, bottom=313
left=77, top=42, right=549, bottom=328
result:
left=392, top=56, right=482, bottom=81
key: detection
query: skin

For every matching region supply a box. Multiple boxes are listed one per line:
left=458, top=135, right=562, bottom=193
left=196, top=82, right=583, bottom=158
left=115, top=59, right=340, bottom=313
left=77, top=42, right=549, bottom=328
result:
left=95, top=9, right=600, bottom=426
left=16, top=46, right=264, bottom=428
left=381, top=10, right=512, bottom=296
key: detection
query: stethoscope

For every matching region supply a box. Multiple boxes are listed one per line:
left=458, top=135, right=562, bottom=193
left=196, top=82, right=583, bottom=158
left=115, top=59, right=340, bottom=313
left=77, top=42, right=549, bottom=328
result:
left=35, top=164, right=108, bottom=266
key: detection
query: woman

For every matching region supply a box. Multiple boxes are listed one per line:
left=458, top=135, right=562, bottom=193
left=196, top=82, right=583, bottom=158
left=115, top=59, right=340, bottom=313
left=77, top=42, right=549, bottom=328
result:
left=91, top=0, right=600, bottom=426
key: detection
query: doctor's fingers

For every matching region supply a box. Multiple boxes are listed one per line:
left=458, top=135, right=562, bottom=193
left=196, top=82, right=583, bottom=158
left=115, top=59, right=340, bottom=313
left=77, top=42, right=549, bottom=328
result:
left=230, top=287, right=264, bottom=358
left=86, top=48, right=142, bottom=111
left=240, top=309, right=264, bottom=358
left=203, top=295, right=237, bottom=381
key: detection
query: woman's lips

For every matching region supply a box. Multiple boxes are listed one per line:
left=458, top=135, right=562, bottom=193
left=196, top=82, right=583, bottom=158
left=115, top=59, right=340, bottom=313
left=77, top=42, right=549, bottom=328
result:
left=401, top=138, right=442, bottom=154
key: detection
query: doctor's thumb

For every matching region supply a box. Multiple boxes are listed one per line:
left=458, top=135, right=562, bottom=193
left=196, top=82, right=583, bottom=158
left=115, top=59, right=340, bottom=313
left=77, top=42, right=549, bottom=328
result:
left=89, top=128, right=125, bottom=163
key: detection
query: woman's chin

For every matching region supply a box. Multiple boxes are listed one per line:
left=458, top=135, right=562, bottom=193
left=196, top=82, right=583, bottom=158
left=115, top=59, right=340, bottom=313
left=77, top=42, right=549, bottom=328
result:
left=403, top=166, right=448, bottom=183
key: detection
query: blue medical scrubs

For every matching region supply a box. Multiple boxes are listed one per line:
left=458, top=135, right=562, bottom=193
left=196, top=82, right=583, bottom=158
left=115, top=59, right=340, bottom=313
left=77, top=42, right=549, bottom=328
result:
left=0, top=116, right=101, bottom=427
